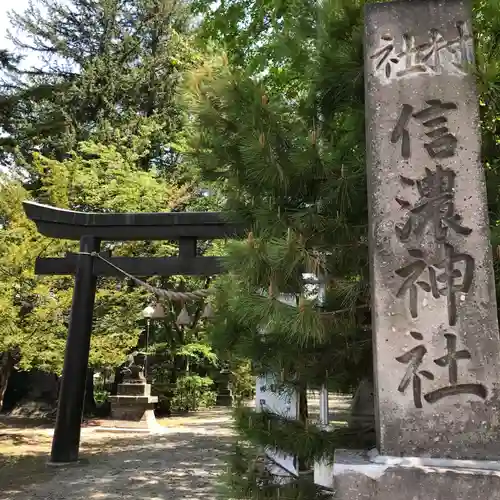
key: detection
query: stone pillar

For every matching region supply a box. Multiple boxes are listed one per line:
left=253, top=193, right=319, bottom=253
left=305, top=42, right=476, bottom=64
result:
left=330, top=1, right=500, bottom=498
left=365, top=0, right=500, bottom=461
left=255, top=373, right=299, bottom=477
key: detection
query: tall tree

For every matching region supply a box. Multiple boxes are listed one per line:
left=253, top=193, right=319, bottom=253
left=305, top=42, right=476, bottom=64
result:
left=0, top=0, right=196, bottom=178
left=0, top=0, right=223, bottom=411
left=185, top=0, right=500, bottom=497
left=0, top=129, right=194, bottom=410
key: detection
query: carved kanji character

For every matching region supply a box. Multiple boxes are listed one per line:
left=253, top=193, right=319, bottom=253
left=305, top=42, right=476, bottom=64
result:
left=391, top=104, right=414, bottom=159
left=396, top=331, right=435, bottom=408
left=391, top=102, right=458, bottom=160
left=395, top=165, right=472, bottom=242
left=435, top=244, right=475, bottom=326
left=413, top=100, right=458, bottom=158
left=370, top=34, right=399, bottom=79
left=395, top=244, right=475, bottom=325
left=397, top=34, right=428, bottom=77
left=371, top=22, right=474, bottom=81
left=424, top=333, right=487, bottom=404
left=395, top=249, right=439, bottom=319
left=419, top=21, right=473, bottom=72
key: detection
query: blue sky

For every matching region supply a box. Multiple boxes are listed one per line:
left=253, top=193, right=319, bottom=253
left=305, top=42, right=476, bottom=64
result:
left=0, top=0, right=31, bottom=172
left=0, top=0, right=30, bottom=50
left=1, top=0, right=44, bottom=71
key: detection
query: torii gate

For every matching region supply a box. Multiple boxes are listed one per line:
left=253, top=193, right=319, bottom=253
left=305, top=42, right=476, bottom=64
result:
left=23, top=201, right=245, bottom=463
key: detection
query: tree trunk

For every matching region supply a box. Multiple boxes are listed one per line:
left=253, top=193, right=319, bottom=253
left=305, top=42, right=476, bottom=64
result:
left=0, top=352, right=14, bottom=412
left=298, top=384, right=309, bottom=472
left=83, top=367, right=96, bottom=416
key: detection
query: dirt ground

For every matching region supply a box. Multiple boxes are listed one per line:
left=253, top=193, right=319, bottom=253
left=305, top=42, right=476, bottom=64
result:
left=0, top=394, right=353, bottom=500
left=0, top=408, right=234, bottom=500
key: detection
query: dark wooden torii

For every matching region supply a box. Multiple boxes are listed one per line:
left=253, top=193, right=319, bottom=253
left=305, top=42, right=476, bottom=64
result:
left=23, top=201, right=245, bottom=463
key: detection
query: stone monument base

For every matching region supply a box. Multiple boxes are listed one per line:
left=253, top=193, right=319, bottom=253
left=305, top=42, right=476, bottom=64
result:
left=108, top=395, right=159, bottom=430
left=215, top=371, right=233, bottom=406
left=216, top=389, right=233, bottom=406
left=332, top=450, right=500, bottom=500
left=108, top=382, right=159, bottom=431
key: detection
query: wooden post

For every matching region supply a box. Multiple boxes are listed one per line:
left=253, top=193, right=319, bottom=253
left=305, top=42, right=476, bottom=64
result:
left=50, top=236, right=100, bottom=463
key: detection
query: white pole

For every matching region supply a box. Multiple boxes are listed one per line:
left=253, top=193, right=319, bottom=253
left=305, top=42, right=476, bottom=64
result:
left=319, top=384, right=329, bottom=427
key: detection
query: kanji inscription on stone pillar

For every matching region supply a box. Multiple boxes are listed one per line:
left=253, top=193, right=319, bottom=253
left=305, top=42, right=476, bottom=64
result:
left=364, top=0, right=500, bottom=460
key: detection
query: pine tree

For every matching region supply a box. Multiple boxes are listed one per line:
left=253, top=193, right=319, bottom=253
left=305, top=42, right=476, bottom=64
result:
left=0, top=0, right=219, bottom=412
left=185, top=0, right=500, bottom=497
left=0, top=0, right=197, bottom=177
left=185, top=1, right=371, bottom=496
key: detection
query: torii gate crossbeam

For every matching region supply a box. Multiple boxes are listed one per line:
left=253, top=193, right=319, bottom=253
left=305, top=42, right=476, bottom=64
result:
left=23, top=201, right=245, bottom=463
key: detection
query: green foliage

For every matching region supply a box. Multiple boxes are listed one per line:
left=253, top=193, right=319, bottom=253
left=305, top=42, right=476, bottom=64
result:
left=192, top=0, right=319, bottom=100
left=183, top=1, right=369, bottom=495
left=176, top=342, right=219, bottom=366
left=187, top=0, right=369, bottom=392
left=186, top=0, right=500, bottom=497
left=235, top=407, right=374, bottom=465
left=93, top=373, right=111, bottom=406
left=0, top=177, right=56, bottom=371
left=0, top=0, right=200, bottom=177
left=0, top=0, right=219, bottom=393
left=229, top=360, right=255, bottom=405
left=148, top=306, right=221, bottom=414
left=32, top=141, right=191, bottom=211
left=0, top=137, right=178, bottom=373
left=220, top=442, right=333, bottom=500
left=94, top=388, right=110, bottom=406
left=474, top=0, right=500, bottom=294
left=170, top=374, right=217, bottom=412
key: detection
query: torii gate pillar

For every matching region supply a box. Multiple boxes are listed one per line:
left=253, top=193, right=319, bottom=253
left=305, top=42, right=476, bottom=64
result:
left=51, top=236, right=100, bottom=463
left=23, top=201, right=244, bottom=463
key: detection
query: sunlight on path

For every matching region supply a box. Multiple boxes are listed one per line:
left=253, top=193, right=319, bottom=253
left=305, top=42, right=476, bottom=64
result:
left=0, top=408, right=234, bottom=500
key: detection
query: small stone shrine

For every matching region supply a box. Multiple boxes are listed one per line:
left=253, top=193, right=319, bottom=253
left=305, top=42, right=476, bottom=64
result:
left=108, top=352, right=159, bottom=430
left=331, top=0, right=500, bottom=498
left=215, top=364, right=233, bottom=406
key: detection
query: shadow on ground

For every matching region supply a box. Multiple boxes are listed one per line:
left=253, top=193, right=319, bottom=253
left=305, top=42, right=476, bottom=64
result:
left=0, top=413, right=234, bottom=500
left=0, top=394, right=354, bottom=499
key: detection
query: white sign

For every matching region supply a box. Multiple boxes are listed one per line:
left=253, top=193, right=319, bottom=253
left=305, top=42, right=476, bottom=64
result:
left=255, top=373, right=299, bottom=476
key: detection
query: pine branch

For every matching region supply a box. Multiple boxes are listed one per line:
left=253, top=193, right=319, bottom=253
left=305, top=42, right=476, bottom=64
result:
left=234, top=407, right=375, bottom=464
left=221, top=442, right=333, bottom=500
left=320, top=304, right=369, bottom=317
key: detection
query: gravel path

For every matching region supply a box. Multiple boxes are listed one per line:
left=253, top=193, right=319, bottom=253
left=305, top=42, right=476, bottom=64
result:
left=1, top=409, right=234, bottom=500
left=1, top=394, right=353, bottom=500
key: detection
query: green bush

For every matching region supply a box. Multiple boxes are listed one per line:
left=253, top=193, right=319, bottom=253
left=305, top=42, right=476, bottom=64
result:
left=171, top=374, right=217, bottom=412
left=152, top=382, right=175, bottom=415
left=94, top=387, right=110, bottom=405
left=229, top=361, right=255, bottom=405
